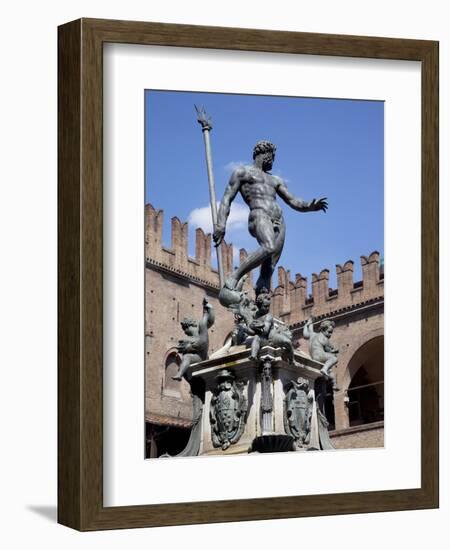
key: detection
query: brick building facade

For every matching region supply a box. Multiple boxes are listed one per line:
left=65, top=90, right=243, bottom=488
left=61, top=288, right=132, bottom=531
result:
left=145, top=203, right=384, bottom=457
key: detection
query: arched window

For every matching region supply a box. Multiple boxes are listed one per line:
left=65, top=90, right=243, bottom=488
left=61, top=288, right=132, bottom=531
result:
left=164, top=352, right=181, bottom=394
left=346, top=336, right=384, bottom=426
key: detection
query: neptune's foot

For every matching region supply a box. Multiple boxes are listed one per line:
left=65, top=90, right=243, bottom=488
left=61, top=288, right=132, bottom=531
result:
left=219, top=276, right=246, bottom=309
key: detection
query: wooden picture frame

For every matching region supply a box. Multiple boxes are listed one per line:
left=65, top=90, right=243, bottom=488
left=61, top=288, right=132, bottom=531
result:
left=58, top=18, right=439, bottom=531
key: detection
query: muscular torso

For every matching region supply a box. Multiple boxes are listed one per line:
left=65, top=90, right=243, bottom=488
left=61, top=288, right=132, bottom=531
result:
left=238, top=166, right=283, bottom=221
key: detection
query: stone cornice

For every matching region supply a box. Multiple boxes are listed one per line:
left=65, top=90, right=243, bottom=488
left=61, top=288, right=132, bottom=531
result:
left=290, top=296, right=384, bottom=332
left=146, top=258, right=220, bottom=293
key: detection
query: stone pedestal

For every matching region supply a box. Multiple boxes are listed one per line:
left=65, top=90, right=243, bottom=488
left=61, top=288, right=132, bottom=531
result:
left=187, top=344, right=333, bottom=456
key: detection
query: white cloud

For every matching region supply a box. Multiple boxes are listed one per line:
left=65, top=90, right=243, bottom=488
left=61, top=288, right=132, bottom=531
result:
left=188, top=202, right=248, bottom=234
left=227, top=202, right=249, bottom=231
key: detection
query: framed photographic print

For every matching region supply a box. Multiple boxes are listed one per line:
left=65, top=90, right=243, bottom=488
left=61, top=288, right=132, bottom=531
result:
left=58, top=18, right=439, bottom=530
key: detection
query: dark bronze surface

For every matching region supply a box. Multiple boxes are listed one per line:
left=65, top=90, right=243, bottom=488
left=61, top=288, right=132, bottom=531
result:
left=58, top=18, right=439, bottom=531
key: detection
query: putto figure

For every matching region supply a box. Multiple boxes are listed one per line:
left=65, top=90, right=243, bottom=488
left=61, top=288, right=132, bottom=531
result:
left=247, top=290, right=273, bottom=361
left=172, top=297, right=215, bottom=381
left=303, top=318, right=339, bottom=390
left=213, top=140, right=327, bottom=296
left=246, top=289, right=296, bottom=364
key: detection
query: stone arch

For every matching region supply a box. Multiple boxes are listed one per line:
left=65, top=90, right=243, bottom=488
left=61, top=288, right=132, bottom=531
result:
left=340, top=327, right=384, bottom=391
left=343, top=333, right=384, bottom=427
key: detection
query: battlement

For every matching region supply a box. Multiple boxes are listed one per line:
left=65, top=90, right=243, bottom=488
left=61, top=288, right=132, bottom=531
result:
left=145, top=203, right=383, bottom=318
left=145, top=203, right=247, bottom=289
left=272, top=251, right=384, bottom=324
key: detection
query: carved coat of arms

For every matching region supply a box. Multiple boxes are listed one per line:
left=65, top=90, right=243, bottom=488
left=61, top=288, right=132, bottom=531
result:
left=210, top=369, right=248, bottom=450
left=284, top=377, right=314, bottom=448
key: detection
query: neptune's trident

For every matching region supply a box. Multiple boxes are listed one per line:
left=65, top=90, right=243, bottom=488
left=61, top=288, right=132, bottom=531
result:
left=195, top=105, right=225, bottom=287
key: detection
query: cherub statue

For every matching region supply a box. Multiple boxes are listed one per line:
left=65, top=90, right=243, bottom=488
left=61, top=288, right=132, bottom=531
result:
left=269, top=321, right=296, bottom=364
left=303, top=318, right=339, bottom=390
left=172, top=297, right=215, bottom=381
left=246, top=289, right=296, bottom=364
left=248, top=290, right=273, bottom=361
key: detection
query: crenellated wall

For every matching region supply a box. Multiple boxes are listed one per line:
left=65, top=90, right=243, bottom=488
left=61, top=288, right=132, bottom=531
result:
left=145, top=203, right=240, bottom=289
left=145, top=203, right=238, bottom=426
left=272, top=251, right=383, bottom=325
left=145, top=203, right=384, bottom=444
left=145, top=203, right=383, bottom=317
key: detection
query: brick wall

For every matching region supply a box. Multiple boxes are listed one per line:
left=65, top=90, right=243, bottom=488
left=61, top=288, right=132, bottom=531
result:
left=330, top=422, right=384, bottom=449
left=145, top=203, right=384, bottom=443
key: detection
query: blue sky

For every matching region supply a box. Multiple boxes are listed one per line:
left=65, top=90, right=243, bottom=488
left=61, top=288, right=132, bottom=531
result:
left=145, top=90, right=384, bottom=291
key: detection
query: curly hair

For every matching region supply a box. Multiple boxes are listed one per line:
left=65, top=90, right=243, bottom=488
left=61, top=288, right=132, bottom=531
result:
left=252, top=140, right=276, bottom=160
left=295, top=376, right=310, bottom=389
left=255, top=288, right=271, bottom=307
left=319, top=319, right=335, bottom=332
